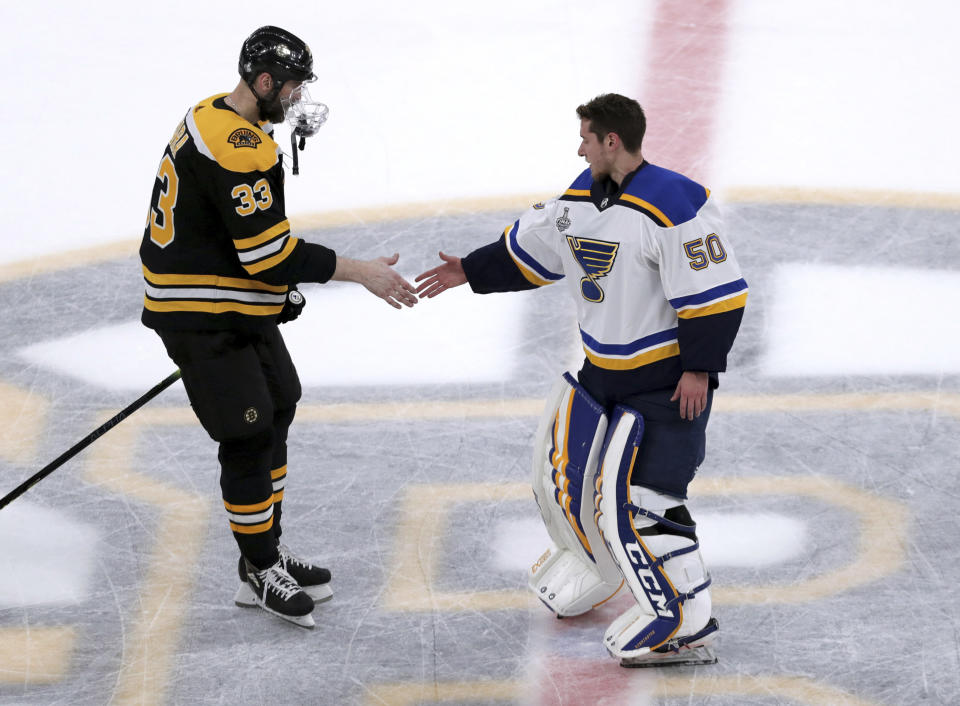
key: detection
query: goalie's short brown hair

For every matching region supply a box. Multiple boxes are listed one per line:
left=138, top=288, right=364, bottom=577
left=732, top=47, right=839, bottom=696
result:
left=576, top=94, right=646, bottom=153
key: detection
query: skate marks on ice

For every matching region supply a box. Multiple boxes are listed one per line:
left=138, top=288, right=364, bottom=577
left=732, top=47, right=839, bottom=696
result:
left=0, top=380, right=49, bottom=466
left=0, top=390, right=922, bottom=704
left=379, top=473, right=907, bottom=612
left=1, top=202, right=959, bottom=704
left=15, top=286, right=526, bottom=392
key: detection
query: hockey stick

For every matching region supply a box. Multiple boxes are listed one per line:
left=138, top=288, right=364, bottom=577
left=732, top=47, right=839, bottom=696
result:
left=0, top=369, right=182, bottom=511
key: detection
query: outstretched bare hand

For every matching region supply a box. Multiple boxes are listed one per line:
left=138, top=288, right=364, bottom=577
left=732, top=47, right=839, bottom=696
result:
left=415, top=251, right=467, bottom=299
left=332, top=253, right=418, bottom=309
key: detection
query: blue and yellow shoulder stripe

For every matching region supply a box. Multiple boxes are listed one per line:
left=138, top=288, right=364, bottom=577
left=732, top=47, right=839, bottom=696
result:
left=185, top=94, right=280, bottom=173
left=559, top=168, right=594, bottom=203
left=670, top=278, right=749, bottom=319
left=619, top=163, right=710, bottom=227
left=559, top=164, right=712, bottom=228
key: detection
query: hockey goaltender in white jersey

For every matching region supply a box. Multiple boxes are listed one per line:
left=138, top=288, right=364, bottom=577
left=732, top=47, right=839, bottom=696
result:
left=415, top=93, right=747, bottom=667
left=503, top=166, right=746, bottom=379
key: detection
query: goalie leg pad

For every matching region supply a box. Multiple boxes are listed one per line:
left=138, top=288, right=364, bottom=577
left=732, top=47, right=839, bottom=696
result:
left=529, top=545, right=623, bottom=617
left=529, top=373, right=622, bottom=616
left=596, top=406, right=714, bottom=659
left=631, top=492, right=713, bottom=645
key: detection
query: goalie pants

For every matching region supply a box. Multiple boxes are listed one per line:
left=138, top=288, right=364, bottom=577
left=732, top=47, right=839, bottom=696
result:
left=156, top=326, right=302, bottom=569
left=578, top=369, right=714, bottom=499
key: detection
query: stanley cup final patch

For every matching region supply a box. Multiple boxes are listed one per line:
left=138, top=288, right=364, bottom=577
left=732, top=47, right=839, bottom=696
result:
left=556, top=207, right=572, bottom=232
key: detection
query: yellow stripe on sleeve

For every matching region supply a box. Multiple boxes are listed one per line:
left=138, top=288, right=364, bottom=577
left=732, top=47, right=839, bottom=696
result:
left=677, top=292, right=748, bottom=319
left=233, top=220, right=291, bottom=249
left=503, top=226, right=555, bottom=287
left=243, top=236, right=299, bottom=275
left=512, top=261, right=554, bottom=287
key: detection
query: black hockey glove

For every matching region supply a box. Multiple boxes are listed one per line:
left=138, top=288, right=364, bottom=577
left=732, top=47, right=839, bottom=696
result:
left=277, top=289, right=306, bottom=324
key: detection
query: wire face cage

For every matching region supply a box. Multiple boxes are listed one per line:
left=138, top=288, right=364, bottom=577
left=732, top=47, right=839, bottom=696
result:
left=286, top=87, right=328, bottom=174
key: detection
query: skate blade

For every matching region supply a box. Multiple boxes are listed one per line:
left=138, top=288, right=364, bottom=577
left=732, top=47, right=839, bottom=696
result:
left=233, top=584, right=316, bottom=629
left=234, top=582, right=257, bottom=607
left=620, top=645, right=717, bottom=669
left=274, top=610, right=315, bottom=629
left=306, top=583, right=333, bottom=604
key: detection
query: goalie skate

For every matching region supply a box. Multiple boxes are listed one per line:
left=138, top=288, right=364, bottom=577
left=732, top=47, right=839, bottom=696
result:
left=619, top=616, right=719, bottom=668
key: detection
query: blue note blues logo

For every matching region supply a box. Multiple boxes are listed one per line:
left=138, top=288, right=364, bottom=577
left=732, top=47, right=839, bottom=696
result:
left=566, top=236, right=619, bottom=302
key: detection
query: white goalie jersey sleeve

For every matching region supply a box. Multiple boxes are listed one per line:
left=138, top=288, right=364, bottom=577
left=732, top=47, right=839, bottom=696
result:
left=502, top=200, right=567, bottom=287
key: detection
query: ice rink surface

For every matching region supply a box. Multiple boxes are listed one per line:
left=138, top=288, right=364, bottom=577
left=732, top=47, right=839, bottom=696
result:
left=2, top=1, right=960, bottom=704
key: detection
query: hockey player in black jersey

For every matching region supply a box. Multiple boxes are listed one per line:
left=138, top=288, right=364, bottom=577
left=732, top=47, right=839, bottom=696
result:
left=140, top=26, right=417, bottom=628
left=415, top=93, right=747, bottom=665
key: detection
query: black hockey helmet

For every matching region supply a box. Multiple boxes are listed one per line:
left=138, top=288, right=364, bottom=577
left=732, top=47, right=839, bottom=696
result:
left=238, top=26, right=316, bottom=87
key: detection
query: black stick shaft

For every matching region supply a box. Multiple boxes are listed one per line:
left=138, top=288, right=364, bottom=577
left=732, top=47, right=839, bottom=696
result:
left=0, top=370, right=182, bottom=511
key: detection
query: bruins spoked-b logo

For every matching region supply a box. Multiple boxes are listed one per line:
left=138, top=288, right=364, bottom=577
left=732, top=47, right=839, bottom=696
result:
left=243, top=407, right=259, bottom=424
left=228, top=128, right=262, bottom=149
left=566, top=236, right=619, bottom=302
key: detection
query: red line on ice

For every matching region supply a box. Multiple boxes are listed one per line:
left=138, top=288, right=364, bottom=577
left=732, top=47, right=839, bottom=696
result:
left=639, top=0, right=732, bottom=181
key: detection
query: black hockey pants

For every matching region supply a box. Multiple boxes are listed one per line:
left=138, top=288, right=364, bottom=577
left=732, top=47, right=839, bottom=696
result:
left=156, top=326, right=301, bottom=569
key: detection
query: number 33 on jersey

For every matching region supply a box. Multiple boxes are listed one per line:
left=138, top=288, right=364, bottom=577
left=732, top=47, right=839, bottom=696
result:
left=140, top=93, right=302, bottom=329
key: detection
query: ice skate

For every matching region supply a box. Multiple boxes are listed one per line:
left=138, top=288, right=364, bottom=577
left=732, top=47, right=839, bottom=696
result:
left=277, top=544, right=333, bottom=603
left=234, top=557, right=315, bottom=628
left=235, top=545, right=332, bottom=607
left=619, top=617, right=719, bottom=668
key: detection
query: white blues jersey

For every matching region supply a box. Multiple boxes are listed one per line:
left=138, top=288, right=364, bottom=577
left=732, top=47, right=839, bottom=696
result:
left=461, top=162, right=747, bottom=395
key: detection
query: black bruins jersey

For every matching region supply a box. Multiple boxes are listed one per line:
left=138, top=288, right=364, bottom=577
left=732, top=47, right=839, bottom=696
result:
left=140, top=94, right=337, bottom=332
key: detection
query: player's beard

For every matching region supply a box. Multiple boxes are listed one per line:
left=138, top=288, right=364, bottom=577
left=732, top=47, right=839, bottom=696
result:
left=589, top=164, right=609, bottom=181
left=259, top=96, right=286, bottom=124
